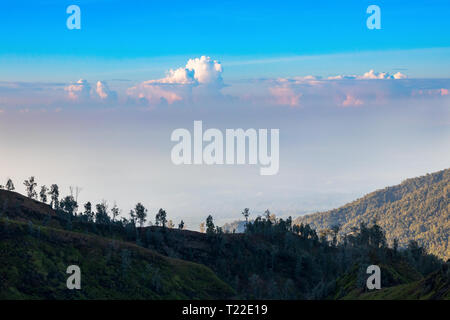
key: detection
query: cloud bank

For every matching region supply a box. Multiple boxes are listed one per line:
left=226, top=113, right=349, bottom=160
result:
left=126, top=56, right=224, bottom=106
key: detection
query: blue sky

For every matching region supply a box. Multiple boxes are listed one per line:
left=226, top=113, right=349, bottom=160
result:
left=0, top=1, right=449, bottom=228
left=1, top=0, right=449, bottom=80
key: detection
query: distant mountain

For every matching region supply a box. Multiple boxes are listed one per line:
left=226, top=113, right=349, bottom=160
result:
left=294, top=168, right=450, bottom=260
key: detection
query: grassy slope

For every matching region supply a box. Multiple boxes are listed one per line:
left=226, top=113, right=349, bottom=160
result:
left=294, top=168, right=450, bottom=260
left=347, top=266, right=450, bottom=300
left=0, top=218, right=234, bottom=300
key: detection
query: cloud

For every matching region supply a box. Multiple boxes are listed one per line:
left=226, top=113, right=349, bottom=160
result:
left=65, top=79, right=91, bottom=100
left=269, top=85, right=302, bottom=107
left=96, top=81, right=118, bottom=101
left=413, top=88, right=450, bottom=96
left=126, top=83, right=185, bottom=105
left=143, top=56, right=223, bottom=86
left=359, top=69, right=407, bottom=80
left=127, top=56, right=224, bottom=106
left=185, top=56, right=223, bottom=86
left=341, top=94, right=364, bottom=107
left=261, top=70, right=417, bottom=108
left=326, top=70, right=407, bottom=80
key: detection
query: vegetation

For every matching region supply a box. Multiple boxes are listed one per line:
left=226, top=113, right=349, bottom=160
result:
left=294, top=168, right=450, bottom=260
left=0, top=170, right=448, bottom=300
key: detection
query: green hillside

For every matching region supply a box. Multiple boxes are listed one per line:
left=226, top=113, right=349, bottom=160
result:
left=347, top=263, right=450, bottom=300
left=294, top=168, right=450, bottom=260
left=0, top=217, right=234, bottom=299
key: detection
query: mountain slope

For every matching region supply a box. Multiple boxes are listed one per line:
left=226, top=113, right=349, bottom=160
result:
left=0, top=213, right=234, bottom=299
left=348, top=262, right=450, bottom=300
left=294, top=168, right=450, bottom=260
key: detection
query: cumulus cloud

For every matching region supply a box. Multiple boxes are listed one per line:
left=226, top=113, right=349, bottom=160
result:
left=341, top=94, right=364, bottom=107
left=127, top=56, right=224, bottom=106
left=185, top=56, right=223, bottom=86
left=269, top=85, right=302, bottom=107
left=143, top=56, right=223, bottom=86
left=263, top=70, right=414, bottom=108
left=326, top=69, right=407, bottom=80
left=65, top=79, right=91, bottom=100
left=126, top=83, right=185, bottom=105
left=359, top=69, right=407, bottom=80
left=96, top=81, right=118, bottom=101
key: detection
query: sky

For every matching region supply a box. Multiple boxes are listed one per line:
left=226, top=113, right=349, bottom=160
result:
left=0, top=0, right=449, bottom=229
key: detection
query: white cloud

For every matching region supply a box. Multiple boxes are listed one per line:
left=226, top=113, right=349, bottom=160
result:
left=127, top=56, right=224, bottom=105
left=96, top=81, right=117, bottom=101
left=326, top=70, right=407, bottom=80
left=185, top=56, right=223, bottom=85
left=393, top=72, right=407, bottom=79
left=269, top=85, right=302, bottom=107
left=126, top=83, right=185, bottom=105
left=65, top=79, right=91, bottom=100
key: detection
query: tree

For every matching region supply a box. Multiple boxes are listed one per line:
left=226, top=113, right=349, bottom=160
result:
left=95, top=201, right=109, bottom=224
left=167, top=220, right=175, bottom=229
left=60, top=195, right=78, bottom=215
left=206, top=215, right=215, bottom=234
left=135, top=202, right=148, bottom=227
left=84, top=202, right=94, bottom=222
left=5, top=178, right=15, bottom=191
left=264, top=209, right=271, bottom=221
left=111, top=202, right=120, bottom=221
left=331, top=224, right=341, bottom=246
left=178, top=220, right=185, bottom=230
left=129, top=209, right=136, bottom=225
left=242, top=208, right=250, bottom=224
left=39, top=185, right=48, bottom=203
left=199, top=222, right=205, bottom=233
left=48, top=184, right=59, bottom=209
left=155, top=208, right=167, bottom=228
left=24, top=176, right=38, bottom=199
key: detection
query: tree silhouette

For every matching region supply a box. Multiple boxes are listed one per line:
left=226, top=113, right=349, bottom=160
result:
left=206, top=215, right=215, bottom=234
left=24, top=177, right=38, bottom=199
left=111, top=202, right=120, bottom=221
left=135, top=202, right=148, bottom=227
left=84, top=202, right=94, bottom=222
left=95, top=201, right=110, bottom=224
left=242, top=208, right=250, bottom=224
left=60, top=195, right=78, bottom=216
left=178, top=220, right=185, bottom=229
left=39, top=185, right=48, bottom=203
left=5, top=178, right=15, bottom=191
left=155, top=208, right=167, bottom=228
left=48, top=184, right=59, bottom=209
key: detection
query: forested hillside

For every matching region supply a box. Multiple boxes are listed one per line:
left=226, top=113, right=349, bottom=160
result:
left=294, top=168, right=449, bottom=260
left=0, top=171, right=448, bottom=299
